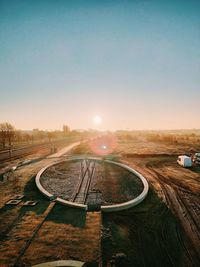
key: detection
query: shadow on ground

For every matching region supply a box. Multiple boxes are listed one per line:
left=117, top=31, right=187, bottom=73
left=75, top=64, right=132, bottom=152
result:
left=22, top=175, right=86, bottom=228
left=46, top=204, right=86, bottom=228
left=102, top=187, right=187, bottom=267
left=21, top=175, right=50, bottom=215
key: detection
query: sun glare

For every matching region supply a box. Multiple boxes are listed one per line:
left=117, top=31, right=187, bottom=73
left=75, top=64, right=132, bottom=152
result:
left=93, top=115, right=102, bottom=125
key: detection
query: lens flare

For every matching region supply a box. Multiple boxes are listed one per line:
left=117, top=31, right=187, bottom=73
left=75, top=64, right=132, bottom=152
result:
left=89, top=134, right=118, bottom=156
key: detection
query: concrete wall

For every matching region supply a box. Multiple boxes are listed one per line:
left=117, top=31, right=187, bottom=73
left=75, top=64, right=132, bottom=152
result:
left=35, top=158, right=149, bottom=212
left=35, top=160, right=87, bottom=210
left=101, top=160, right=149, bottom=212
left=32, top=260, right=84, bottom=267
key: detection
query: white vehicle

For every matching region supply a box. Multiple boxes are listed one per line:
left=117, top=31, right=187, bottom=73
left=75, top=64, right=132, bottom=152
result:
left=177, top=155, right=192, bottom=167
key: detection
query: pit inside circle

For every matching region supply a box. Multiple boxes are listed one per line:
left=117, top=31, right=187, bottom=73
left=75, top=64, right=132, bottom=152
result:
left=36, top=157, right=149, bottom=212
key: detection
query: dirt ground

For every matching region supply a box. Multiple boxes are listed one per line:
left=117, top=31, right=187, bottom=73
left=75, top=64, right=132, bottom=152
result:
left=91, top=162, right=143, bottom=205
left=101, top=136, right=200, bottom=266
left=0, top=142, right=101, bottom=266
left=0, top=136, right=200, bottom=266
left=128, top=157, right=200, bottom=256
left=115, top=135, right=200, bottom=155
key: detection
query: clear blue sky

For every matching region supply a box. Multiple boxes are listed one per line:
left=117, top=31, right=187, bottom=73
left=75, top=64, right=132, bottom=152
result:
left=0, top=0, right=199, bottom=130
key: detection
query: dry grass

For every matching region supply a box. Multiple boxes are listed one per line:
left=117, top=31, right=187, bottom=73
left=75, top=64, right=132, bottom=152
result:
left=1, top=137, right=200, bottom=266
left=0, top=211, right=45, bottom=265
left=21, top=211, right=101, bottom=265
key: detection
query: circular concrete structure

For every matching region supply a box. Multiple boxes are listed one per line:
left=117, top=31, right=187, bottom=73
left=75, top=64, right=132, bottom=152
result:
left=32, top=260, right=84, bottom=267
left=35, top=157, right=149, bottom=212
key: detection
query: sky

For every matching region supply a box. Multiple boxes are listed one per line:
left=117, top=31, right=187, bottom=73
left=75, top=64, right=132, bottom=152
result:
left=0, top=0, right=200, bottom=131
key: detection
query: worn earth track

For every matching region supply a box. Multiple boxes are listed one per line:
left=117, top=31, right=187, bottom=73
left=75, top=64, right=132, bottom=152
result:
left=146, top=167, right=200, bottom=266
left=122, top=158, right=199, bottom=266
left=13, top=201, right=56, bottom=266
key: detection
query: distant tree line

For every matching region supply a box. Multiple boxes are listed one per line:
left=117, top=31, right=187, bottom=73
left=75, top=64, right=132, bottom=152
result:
left=146, top=132, right=200, bottom=144
left=0, top=122, right=74, bottom=150
left=115, top=130, right=200, bottom=144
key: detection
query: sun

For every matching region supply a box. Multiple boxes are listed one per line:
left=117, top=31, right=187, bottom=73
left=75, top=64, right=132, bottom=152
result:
left=93, top=115, right=102, bottom=125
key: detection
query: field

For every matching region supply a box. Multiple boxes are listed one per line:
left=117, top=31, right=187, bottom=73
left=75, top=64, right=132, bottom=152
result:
left=0, top=142, right=101, bottom=266
left=0, top=133, right=199, bottom=266
left=101, top=134, right=200, bottom=266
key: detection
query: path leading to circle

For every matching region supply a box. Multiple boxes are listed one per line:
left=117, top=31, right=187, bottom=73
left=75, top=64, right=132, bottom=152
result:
left=47, top=142, right=80, bottom=158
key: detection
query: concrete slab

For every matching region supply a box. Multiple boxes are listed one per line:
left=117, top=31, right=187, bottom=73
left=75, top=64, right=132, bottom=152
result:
left=6, top=199, right=22, bottom=205
left=23, top=201, right=38, bottom=206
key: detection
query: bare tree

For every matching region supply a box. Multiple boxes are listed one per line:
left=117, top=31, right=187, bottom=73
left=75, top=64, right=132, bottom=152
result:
left=0, top=122, right=15, bottom=149
left=6, top=123, right=15, bottom=147
left=24, top=133, right=32, bottom=144
left=15, top=130, right=22, bottom=143
left=0, top=123, right=7, bottom=149
left=63, top=124, right=70, bottom=135
left=47, top=131, right=55, bottom=143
